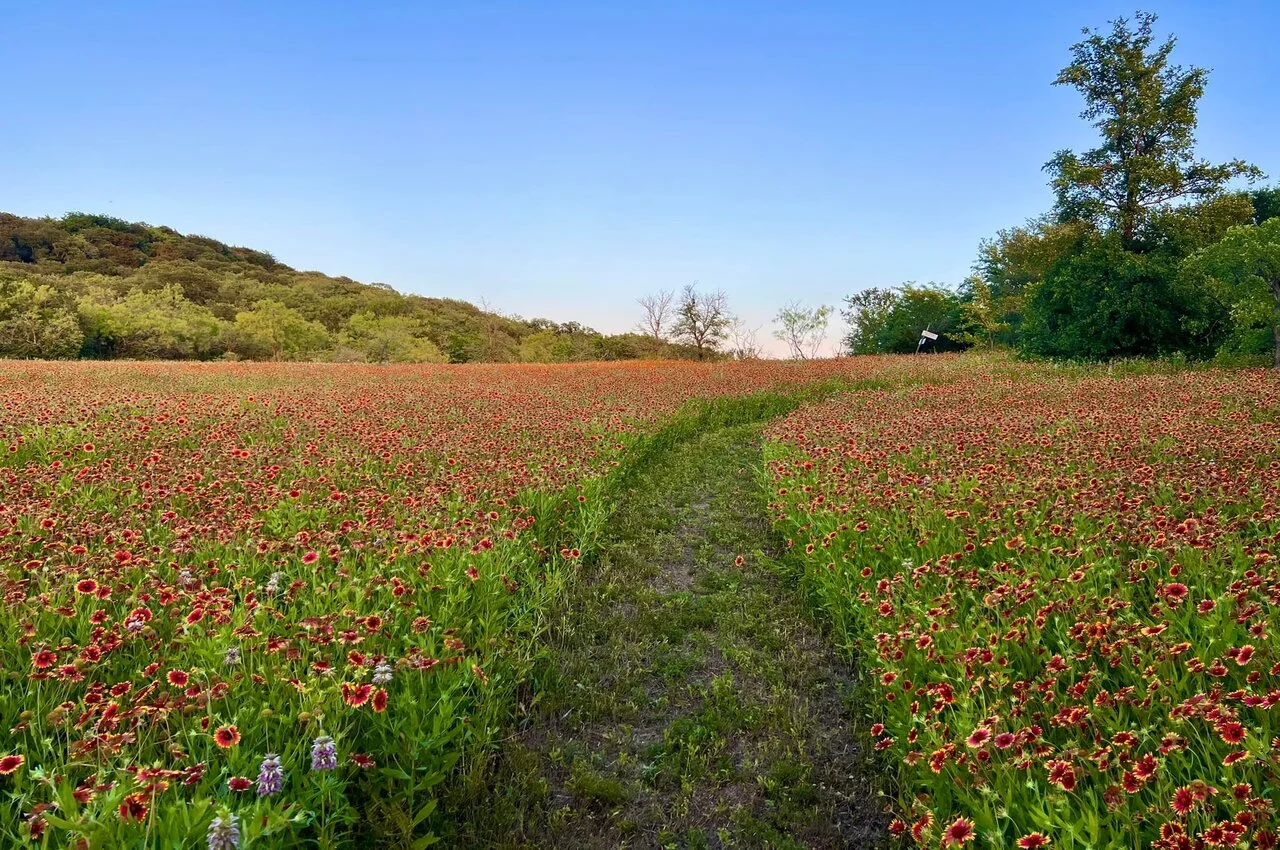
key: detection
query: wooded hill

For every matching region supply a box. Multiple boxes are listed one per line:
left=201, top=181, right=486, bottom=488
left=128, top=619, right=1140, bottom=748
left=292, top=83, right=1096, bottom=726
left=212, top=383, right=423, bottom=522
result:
left=0, top=212, right=694, bottom=362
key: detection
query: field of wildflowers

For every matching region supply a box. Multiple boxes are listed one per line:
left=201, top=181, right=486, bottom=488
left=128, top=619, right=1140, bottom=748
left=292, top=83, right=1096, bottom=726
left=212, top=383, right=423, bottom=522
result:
left=765, top=363, right=1280, bottom=848
left=6, top=356, right=1278, bottom=848
left=0, top=358, right=885, bottom=848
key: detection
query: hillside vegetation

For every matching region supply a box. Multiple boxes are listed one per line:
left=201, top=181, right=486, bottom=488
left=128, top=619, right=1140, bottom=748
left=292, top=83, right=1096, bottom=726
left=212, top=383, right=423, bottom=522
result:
left=0, top=212, right=693, bottom=363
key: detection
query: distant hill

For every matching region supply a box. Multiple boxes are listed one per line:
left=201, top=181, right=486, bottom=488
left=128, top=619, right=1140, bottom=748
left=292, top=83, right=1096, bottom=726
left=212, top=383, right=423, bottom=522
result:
left=0, top=212, right=691, bottom=362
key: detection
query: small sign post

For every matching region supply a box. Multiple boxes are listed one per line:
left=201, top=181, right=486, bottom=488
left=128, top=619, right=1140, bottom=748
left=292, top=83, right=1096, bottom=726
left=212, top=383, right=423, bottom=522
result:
left=916, top=328, right=938, bottom=354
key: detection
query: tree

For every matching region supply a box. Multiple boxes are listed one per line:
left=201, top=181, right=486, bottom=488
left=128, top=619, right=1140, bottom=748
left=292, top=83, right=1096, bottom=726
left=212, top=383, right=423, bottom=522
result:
left=637, top=289, right=675, bottom=341
left=773, top=301, right=833, bottom=359
left=228, top=300, right=330, bottom=361
left=671, top=283, right=730, bottom=360
left=726, top=317, right=765, bottom=360
left=1253, top=187, right=1280, bottom=225
left=1045, top=12, right=1261, bottom=247
left=340, top=312, right=445, bottom=363
left=1182, top=219, right=1280, bottom=368
left=1021, top=233, right=1189, bottom=359
left=954, top=276, right=1011, bottom=350
left=878, top=284, right=967, bottom=353
left=842, top=288, right=899, bottom=355
left=0, top=279, right=83, bottom=358
left=974, top=218, right=1091, bottom=345
left=77, top=285, right=223, bottom=359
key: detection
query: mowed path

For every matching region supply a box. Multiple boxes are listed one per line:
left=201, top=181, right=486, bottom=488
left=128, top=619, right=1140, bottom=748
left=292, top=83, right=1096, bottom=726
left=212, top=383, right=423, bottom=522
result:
left=452, top=424, right=889, bottom=849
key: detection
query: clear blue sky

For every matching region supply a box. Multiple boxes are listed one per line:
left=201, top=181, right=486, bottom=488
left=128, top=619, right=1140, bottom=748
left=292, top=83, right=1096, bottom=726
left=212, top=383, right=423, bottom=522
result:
left=4, top=1, right=1275, bottom=349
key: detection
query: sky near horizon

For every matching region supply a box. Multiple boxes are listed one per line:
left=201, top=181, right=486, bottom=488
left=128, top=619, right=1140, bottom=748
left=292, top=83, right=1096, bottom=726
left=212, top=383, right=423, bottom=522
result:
left=4, top=1, right=1276, bottom=354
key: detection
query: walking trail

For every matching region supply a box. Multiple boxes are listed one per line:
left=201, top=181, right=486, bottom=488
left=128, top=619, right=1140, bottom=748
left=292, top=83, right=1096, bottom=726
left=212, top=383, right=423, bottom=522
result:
left=453, top=423, right=890, bottom=849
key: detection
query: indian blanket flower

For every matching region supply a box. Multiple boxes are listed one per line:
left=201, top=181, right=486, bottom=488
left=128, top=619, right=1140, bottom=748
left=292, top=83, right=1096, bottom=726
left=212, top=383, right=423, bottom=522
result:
left=943, top=817, right=976, bottom=846
left=207, top=812, right=241, bottom=850
left=311, top=735, right=338, bottom=771
left=213, top=725, right=240, bottom=749
left=256, top=754, right=284, bottom=797
left=0, top=755, right=24, bottom=775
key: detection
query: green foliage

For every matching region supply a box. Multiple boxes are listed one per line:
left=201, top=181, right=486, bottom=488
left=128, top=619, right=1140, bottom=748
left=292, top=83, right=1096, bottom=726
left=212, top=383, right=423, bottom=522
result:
left=0, top=211, right=683, bottom=363
left=340, top=312, right=446, bottom=363
left=1022, top=231, right=1201, bottom=360
left=953, top=277, right=1010, bottom=350
left=1044, top=12, right=1261, bottom=244
left=229, top=300, right=332, bottom=361
left=960, top=11, right=1269, bottom=365
left=0, top=278, right=83, bottom=358
left=77, top=284, right=223, bottom=359
left=974, top=219, right=1091, bottom=344
left=841, top=283, right=967, bottom=354
left=1182, top=219, right=1280, bottom=367
left=1252, top=186, right=1280, bottom=225
left=772, top=301, right=833, bottom=359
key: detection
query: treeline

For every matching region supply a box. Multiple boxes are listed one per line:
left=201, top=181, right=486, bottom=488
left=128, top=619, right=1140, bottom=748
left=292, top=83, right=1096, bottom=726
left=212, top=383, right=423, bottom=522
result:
left=0, top=213, right=704, bottom=363
left=845, top=13, right=1280, bottom=368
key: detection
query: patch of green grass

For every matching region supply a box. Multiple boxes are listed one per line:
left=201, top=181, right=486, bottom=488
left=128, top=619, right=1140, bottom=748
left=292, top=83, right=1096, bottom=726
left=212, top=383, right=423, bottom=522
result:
left=445, top=421, right=890, bottom=848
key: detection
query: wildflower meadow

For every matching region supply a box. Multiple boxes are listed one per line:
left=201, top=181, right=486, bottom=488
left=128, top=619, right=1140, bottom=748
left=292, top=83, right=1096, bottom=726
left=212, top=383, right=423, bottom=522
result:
left=2, top=356, right=1278, bottom=848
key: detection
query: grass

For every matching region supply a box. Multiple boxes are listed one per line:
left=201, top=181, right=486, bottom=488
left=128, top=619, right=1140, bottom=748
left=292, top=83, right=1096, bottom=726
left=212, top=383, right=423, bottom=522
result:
left=446, top=423, right=891, bottom=848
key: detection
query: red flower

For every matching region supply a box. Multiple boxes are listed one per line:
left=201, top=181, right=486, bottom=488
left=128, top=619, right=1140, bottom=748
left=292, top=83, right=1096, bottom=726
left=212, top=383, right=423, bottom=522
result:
left=74, top=579, right=98, bottom=595
left=342, top=683, right=373, bottom=707
left=1218, top=722, right=1246, bottom=745
left=966, top=728, right=991, bottom=748
left=1171, top=786, right=1196, bottom=815
left=213, top=725, right=240, bottom=749
left=31, top=650, right=56, bottom=670
left=227, top=776, right=252, bottom=792
left=943, top=817, right=976, bottom=846
left=1046, top=760, right=1076, bottom=791
left=0, top=755, right=24, bottom=775
left=372, top=688, right=388, bottom=713
left=1017, top=834, right=1051, bottom=849
left=302, top=551, right=319, bottom=564
left=119, top=793, right=148, bottom=821
left=167, top=670, right=189, bottom=687
left=348, top=753, right=376, bottom=768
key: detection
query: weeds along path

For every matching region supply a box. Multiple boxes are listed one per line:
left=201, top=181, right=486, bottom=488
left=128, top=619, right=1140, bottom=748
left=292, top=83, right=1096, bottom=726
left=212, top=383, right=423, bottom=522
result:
left=452, top=422, right=889, bottom=849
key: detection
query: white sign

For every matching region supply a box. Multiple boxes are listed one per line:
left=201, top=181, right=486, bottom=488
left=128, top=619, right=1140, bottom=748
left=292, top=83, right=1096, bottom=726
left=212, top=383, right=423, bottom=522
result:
left=920, top=330, right=938, bottom=341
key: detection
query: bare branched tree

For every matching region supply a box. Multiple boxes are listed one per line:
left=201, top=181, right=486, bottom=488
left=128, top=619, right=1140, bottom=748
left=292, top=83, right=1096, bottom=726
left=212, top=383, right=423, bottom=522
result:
left=672, top=283, right=731, bottom=360
left=773, top=300, right=833, bottom=359
left=727, top=316, right=765, bottom=360
left=636, top=288, right=675, bottom=341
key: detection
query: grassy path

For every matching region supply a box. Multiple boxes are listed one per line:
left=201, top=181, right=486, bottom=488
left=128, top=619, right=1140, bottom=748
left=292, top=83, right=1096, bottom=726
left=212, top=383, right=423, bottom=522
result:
left=452, top=423, right=889, bottom=848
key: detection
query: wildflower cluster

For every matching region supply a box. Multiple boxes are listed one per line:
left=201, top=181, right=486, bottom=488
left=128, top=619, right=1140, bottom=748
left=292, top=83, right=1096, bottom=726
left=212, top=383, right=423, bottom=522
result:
left=766, top=365, right=1280, bottom=848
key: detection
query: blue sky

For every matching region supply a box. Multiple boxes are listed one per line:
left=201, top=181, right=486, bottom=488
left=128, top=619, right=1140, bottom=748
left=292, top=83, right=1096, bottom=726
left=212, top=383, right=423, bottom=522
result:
left=4, top=1, right=1275, bottom=351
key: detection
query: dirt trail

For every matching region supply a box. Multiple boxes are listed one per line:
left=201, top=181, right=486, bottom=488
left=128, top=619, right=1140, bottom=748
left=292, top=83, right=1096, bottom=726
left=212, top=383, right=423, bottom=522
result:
left=454, top=424, right=889, bottom=849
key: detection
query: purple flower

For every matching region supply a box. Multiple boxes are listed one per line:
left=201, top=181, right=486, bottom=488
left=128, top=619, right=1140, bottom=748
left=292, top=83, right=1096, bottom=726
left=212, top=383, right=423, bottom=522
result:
left=256, top=753, right=284, bottom=797
left=311, top=735, right=337, bottom=771
left=207, top=812, right=241, bottom=850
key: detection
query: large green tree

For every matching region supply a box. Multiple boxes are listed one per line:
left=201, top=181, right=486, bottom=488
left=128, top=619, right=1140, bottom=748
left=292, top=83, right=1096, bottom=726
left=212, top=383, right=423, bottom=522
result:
left=1045, top=12, right=1261, bottom=247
